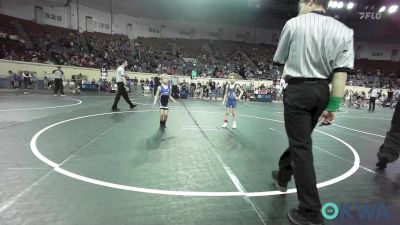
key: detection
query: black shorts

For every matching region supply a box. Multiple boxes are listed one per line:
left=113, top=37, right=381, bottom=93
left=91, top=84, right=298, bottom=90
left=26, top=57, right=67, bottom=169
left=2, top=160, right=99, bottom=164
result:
left=160, top=95, right=169, bottom=110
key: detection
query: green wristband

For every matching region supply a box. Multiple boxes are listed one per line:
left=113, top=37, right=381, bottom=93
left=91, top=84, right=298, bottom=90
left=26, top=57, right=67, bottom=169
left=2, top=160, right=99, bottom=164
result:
left=326, top=96, right=342, bottom=112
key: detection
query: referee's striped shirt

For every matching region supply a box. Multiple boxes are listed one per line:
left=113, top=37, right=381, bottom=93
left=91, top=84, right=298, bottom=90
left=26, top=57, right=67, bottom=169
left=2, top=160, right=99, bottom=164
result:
left=273, top=11, right=354, bottom=79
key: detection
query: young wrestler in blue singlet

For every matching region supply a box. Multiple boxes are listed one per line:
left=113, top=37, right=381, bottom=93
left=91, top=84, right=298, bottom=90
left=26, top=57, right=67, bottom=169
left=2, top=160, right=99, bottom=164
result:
left=153, top=75, right=177, bottom=128
left=222, top=73, right=244, bottom=129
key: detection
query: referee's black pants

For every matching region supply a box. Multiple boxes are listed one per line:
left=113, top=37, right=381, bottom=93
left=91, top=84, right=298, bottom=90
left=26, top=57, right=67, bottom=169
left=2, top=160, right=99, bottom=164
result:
left=112, top=82, right=133, bottom=109
left=277, top=80, right=329, bottom=219
left=54, top=78, right=64, bottom=95
left=377, top=101, right=400, bottom=163
left=369, top=97, right=376, bottom=111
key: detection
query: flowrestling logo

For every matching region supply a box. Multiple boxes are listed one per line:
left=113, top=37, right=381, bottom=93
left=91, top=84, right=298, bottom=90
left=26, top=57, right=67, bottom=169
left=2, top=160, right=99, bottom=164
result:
left=359, top=11, right=382, bottom=20
left=322, top=202, right=390, bottom=221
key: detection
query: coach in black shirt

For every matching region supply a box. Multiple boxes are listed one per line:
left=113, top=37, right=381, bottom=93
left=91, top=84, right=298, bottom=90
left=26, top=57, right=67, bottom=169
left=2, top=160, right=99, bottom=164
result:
left=385, top=88, right=394, bottom=107
left=272, top=0, right=354, bottom=224
left=209, top=79, right=217, bottom=100
left=153, top=75, right=161, bottom=95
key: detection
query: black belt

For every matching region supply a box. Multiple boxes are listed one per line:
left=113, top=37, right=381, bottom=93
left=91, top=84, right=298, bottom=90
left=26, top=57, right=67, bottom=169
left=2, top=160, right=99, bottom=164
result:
left=285, top=76, right=328, bottom=84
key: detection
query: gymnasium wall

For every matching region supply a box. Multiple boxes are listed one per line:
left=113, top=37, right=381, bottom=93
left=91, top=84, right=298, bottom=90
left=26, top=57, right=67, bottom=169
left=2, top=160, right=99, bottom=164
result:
left=0, top=60, right=389, bottom=94
left=0, top=0, right=280, bottom=44
left=0, top=59, right=151, bottom=81
left=0, top=59, right=264, bottom=87
left=355, top=42, right=400, bottom=61
left=2, top=0, right=400, bottom=59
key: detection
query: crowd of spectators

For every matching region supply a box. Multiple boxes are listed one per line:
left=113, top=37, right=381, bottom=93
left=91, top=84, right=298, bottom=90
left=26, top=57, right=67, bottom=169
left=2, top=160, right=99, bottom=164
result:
left=343, top=87, right=400, bottom=109
left=1, top=13, right=399, bottom=88
left=84, top=32, right=132, bottom=68
left=130, top=37, right=179, bottom=74
left=347, top=68, right=400, bottom=89
left=0, top=14, right=29, bottom=61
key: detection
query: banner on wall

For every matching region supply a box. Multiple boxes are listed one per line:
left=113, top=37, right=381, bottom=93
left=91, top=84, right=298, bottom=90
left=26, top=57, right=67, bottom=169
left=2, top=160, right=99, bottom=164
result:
left=183, top=58, right=197, bottom=63
left=36, top=0, right=68, bottom=7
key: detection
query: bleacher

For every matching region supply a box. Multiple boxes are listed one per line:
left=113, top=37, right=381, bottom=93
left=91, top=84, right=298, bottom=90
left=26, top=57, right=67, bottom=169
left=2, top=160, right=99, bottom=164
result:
left=0, top=14, right=28, bottom=61
left=0, top=13, right=399, bottom=86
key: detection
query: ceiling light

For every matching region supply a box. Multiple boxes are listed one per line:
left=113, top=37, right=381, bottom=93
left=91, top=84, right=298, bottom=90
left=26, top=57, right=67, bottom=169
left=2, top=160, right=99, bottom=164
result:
left=388, top=5, right=398, bottom=14
left=347, top=2, right=354, bottom=10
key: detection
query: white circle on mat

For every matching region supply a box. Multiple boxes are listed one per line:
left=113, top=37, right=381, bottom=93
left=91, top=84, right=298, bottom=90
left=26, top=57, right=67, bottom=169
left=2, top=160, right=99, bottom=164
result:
left=0, top=98, right=82, bottom=112
left=30, top=110, right=360, bottom=197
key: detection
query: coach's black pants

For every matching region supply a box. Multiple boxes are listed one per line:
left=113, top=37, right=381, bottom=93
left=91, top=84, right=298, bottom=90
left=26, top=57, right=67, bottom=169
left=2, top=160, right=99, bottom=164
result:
left=369, top=97, right=376, bottom=111
left=378, top=101, right=400, bottom=163
left=277, top=80, right=329, bottom=220
left=23, top=77, right=30, bottom=89
left=54, top=78, right=64, bottom=95
left=112, top=82, right=133, bottom=109
left=154, top=85, right=159, bottom=95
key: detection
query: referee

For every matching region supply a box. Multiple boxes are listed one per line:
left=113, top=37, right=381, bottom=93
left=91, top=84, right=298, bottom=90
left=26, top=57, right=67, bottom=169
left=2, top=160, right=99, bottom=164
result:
left=368, top=86, right=378, bottom=111
left=271, top=1, right=354, bottom=224
left=111, top=60, right=137, bottom=111
left=53, top=66, right=65, bottom=96
left=376, top=101, right=400, bottom=170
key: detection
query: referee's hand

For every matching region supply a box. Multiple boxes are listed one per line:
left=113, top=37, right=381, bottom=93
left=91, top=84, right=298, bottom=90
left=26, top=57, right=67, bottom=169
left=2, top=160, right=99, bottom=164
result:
left=319, top=111, right=336, bottom=126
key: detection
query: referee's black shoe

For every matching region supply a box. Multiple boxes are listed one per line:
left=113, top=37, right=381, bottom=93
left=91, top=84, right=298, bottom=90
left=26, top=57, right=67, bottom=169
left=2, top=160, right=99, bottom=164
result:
left=376, top=157, right=388, bottom=170
left=287, top=208, right=324, bottom=225
left=111, top=108, right=120, bottom=112
left=271, top=170, right=288, bottom=192
left=130, top=103, right=137, bottom=110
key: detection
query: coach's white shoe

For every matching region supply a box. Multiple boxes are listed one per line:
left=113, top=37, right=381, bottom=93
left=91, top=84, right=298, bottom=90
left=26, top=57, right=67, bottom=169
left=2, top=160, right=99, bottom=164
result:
left=232, top=121, right=237, bottom=129
left=54, top=94, right=57, bottom=96
left=222, top=122, right=228, bottom=128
